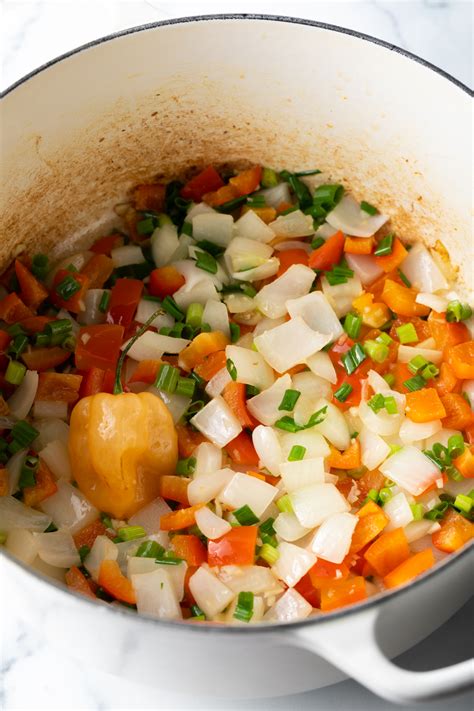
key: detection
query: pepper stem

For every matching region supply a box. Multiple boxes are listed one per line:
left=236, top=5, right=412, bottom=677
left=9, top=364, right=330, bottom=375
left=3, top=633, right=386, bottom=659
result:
left=113, top=308, right=164, bottom=395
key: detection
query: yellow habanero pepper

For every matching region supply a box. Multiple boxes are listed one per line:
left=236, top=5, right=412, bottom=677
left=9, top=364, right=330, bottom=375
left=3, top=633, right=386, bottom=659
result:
left=68, top=309, right=178, bottom=519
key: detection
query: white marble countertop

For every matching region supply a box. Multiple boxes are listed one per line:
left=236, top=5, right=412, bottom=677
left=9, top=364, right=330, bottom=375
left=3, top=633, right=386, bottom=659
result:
left=1, top=1, right=473, bottom=709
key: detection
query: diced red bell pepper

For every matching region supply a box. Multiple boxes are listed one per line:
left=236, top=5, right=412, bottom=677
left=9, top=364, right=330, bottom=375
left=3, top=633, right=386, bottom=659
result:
left=50, top=270, right=90, bottom=313
left=79, top=367, right=115, bottom=397
left=294, top=573, right=320, bottom=607
left=75, top=324, right=124, bottom=372
left=107, top=278, right=143, bottom=327
left=128, top=359, right=162, bottom=385
left=15, top=260, right=48, bottom=310
left=20, top=316, right=54, bottom=333
left=0, top=292, right=33, bottom=323
left=180, top=166, right=224, bottom=202
left=90, top=233, right=123, bottom=255
left=0, top=330, right=11, bottom=353
left=133, top=183, right=166, bottom=211
left=308, top=231, right=345, bottom=270
left=225, top=431, right=260, bottom=467
left=148, top=266, right=185, bottom=299
left=207, top=526, right=258, bottom=566
left=22, top=347, right=71, bottom=371
left=172, top=534, right=207, bottom=566
left=277, top=249, right=309, bottom=277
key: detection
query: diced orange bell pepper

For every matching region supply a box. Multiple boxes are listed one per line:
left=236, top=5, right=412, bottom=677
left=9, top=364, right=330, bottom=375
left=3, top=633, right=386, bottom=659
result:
left=98, top=559, right=136, bottom=604
left=453, top=446, right=474, bottom=478
left=73, top=519, right=108, bottom=550
left=222, top=381, right=256, bottom=429
left=319, top=576, right=367, bottom=612
left=428, top=312, right=469, bottom=350
left=327, top=440, right=361, bottom=469
left=148, top=266, right=185, bottom=299
left=308, top=231, right=345, bottom=271
left=390, top=316, right=431, bottom=343
left=65, top=566, right=96, bottom=599
left=432, top=509, right=474, bottom=552
left=352, top=292, right=390, bottom=329
left=15, top=259, right=48, bottom=310
left=176, top=423, right=208, bottom=458
left=22, top=459, right=58, bottom=507
left=79, top=367, right=115, bottom=397
left=160, top=504, right=204, bottom=531
left=81, top=253, right=114, bottom=289
left=364, top=527, right=411, bottom=577
left=344, top=237, right=374, bottom=255
left=276, top=249, right=309, bottom=277
left=444, top=341, right=474, bottom=379
left=172, top=534, right=207, bottom=566
left=133, top=183, right=165, bottom=211
left=374, top=237, right=408, bottom=273
left=90, top=233, right=123, bottom=255
left=0, top=468, right=9, bottom=496
left=203, top=183, right=240, bottom=207
left=0, top=292, right=33, bottom=323
left=180, top=166, right=224, bottom=202
left=241, top=205, right=277, bottom=224
left=383, top=549, right=435, bottom=589
left=246, top=469, right=267, bottom=481
left=75, top=324, right=124, bottom=372
left=350, top=501, right=389, bottom=553
left=356, top=470, right=386, bottom=504
left=207, top=526, right=257, bottom=566
left=381, top=279, right=429, bottom=317
left=226, top=431, right=259, bottom=467
left=159, top=475, right=190, bottom=505
left=433, top=362, right=459, bottom=397
left=179, top=331, right=230, bottom=371
left=36, top=372, right=83, bottom=404
left=440, top=393, right=473, bottom=430
left=128, top=359, right=162, bottom=385
left=194, top=349, right=227, bottom=381
left=229, top=166, right=262, bottom=196
left=309, top=558, right=350, bottom=588
left=22, top=347, right=71, bottom=371
left=405, top=388, right=447, bottom=423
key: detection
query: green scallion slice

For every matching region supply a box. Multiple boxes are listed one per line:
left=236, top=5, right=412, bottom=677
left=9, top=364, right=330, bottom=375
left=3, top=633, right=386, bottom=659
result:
left=343, top=313, right=362, bottom=340
left=278, top=389, right=301, bottom=412
left=334, top=383, right=353, bottom=403
left=360, top=201, right=378, bottom=215
left=226, top=358, right=237, bottom=381
left=55, top=274, right=81, bottom=301
left=5, top=360, right=26, bottom=386
left=374, top=234, right=394, bottom=257
left=396, top=322, right=418, bottom=344
left=233, top=505, right=259, bottom=526
left=233, top=591, right=254, bottom=622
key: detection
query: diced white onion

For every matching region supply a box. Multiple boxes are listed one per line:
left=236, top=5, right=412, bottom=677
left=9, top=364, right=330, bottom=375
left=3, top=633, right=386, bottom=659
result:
left=367, top=369, right=393, bottom=394
left=127, top=556, right=157, bottom=577
left=190, top=396, right=242, bottom=447
left=175, top=279, right=220, bottom=310
left=5, top=528, right=38, bottom=564
left=189, top=566, right=235, bottom=617
left=321, top=274, right=363, bottom=318
left=279, top=430, right=330, bottom=460
left=110, top=244, right=144, bottom=267
left=186, top=202, right=216, bottom=220
left=290, top=484, right=350, bottom=528
left=132, top=569, right=182, bottom=620
left=195, top=507, right=231, bottom=539
left=252, top=425, right=282, bottom=475
left=147, top=387, right=191, bottom=424
left=224, top=293, right=255, bottom=314
left=257, top=183, right=291, bottom=208
left=399, top=418, right=442, bottom=444
left=32, top=401, right=68, bottom=420
left=35, top=530, right=80, bottom=568
left=8, top=370, right=38, bottom=419
left=292, top=372, right=333, bottom=412
left=443, top=476, right=474, bottom=498
left=217, top=565, right=283, bottom=596
left=263, top=588, right=312, bottom=622
left=202, top=300, right=230, bottom=338
left=6, top=450, right=27, bottom=495
left=154, top=560, right=187, bottom=600
left=383, top=492, right=414, bottom=531
left=232, top=258, right=280, bottom=283
left=269, top=210, right=314, bottom=237
left=124, top=331, right=189, bottom=361
left=234, top=210, right=274, bottom=243
left=205, top=367, right=232, bottom=398
left=424, top=428, right=462, bottom=451
left=405, top=520, right=440, bottom=543
left=313, top=399, right=351, bottom=451
left=345, top=253, right=384, bottom=285
left=31, top=556, right=66, bottom=581
left=170, top=233, right=193, bottom=262
left=253, top=316, right=287, bottom=337
left=151, top=223, right=179, bottom=267
left=84, top=535, right=118, bottom=581
left=174, top=257, right=225, bottom=290
left=274, top=240, right=312, bottom=253
left=359, top=427, right=391, bottom=470
left=397, top=344, right=442, bottom=365
left=271, top=541, right=316, bottom=587
left=193, top=442, right=223, bottom=478
left=315, top=222, right=338, bottom=239
left=225, top=237, right=273, bottom=273
left=273, top=512, right=310, bottom=542
left=326, top=194, right=388, bottom=237
left=305, top=351, right=337, bottom=384
left=128, top=497, right=171, bottom=533
left=359, top=391, right=406, bottom=436
left=188, top=468, right=234, bottom=506
left=380, top=446, right=440, bottom=496
left=310, top=512, right=358, bottom=563
left=247, top=374, right=292, bottom=426
left=39, top=481, right=98, bottom=534
left=255, top=264, right=315, bottom=318
left=400, top=243, right=448, bottom=293
left=135, top=299, right=174, bottom=330
left=33, top=419, right=70, bottom=450
left=77, top=289, right=107, bottom=325
left=280, top=458, right=325, bottom=492
left=225, top=345, right=275, bottom=390
left=39, top=440, right=72, bottom=481
left=415, top=292, right=449, bottom=312
left=0, top=496, right=52, bottom=533
left=254, top=316, right=330, bottom=373
left=220, top=472, right=278, bottom=517
left=192, top=213, right=234, bottom=247
left=287, top=291, right=344, bottom=339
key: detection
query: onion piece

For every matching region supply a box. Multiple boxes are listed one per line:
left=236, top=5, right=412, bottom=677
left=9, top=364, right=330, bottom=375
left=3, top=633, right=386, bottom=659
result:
left=148, top=386, right=190, bottom=423
left=193, top=442, right=223, bottom=478
left=124, top=331, right=189, bottom=361
left=189, top=566, right=235, bottom=618
left=273, top=512, right=311, bottom=542
left=84, top=535, right=118, bottom=581
left=174, top=258, right=225, bottom=291
left=132, top=569, right=182, bottom=620
left=247, top=374, right=292, bottom=426
left=269, top=210, right=314, bottom=238
left=383, top=492, right=414, bottom=531
left=321, top=274, right=363, bottom=318
left=151, top=223, right=179, bottom=267
left=187, top=202, right=216, bottom=220
left=77, top=289, right=107, bottom=325
left=39, top=481, right=99, bottom=534
left=202, top=300, right=230, bottom=339
left=135, top=300, right=174, bottom=330
left=195, top=507, right=231, bottom=539
left=424, top=428, right=462, bottom=450
left=224, top=293, right=255, bottom=314
left=39, top=440, right=72, bottom=481
left=286, top=291, right=344, bottom=339
left=415, top=292, right=449, bottom=312
left=252, top=425, right=282, bottom=476
left=254, top=264, right=315, bottom=318
left=188, top=468, right=234, bottom=506
left=326, top=194, right=388, bottom=237
left=205, top=367, right=232, bottom=398
left=359, top=427, right=391, bottom=470
left=399, top=418, right=442, bottom=444
left=8, top=370, right=38, bottom=419
left=0, top=496, right=52, bottom=533
left=400, top=244, right=448, bottom=293
left=257, top=183, right=291, bottom=208
left=405, top=520, right=440, bottom=543
left=292, top=371, right=333, bottom=403
left=110, top=244, right=144, bottom=268
left=35, top=530, right=80, bottom=568
left=5, top=528, right=38, bottom=564
left=263, top=588, right=312, bottom=622
left=274, top=240, right=312, bottom=253
left=305, top=351, right=337, bottom=384
left=315, top=222, right=338, bottom=239
left=7, top=450, right=27, bottom=495
left=33, top=419, right=70, bottom=450
left=397, top=344, right=442, bottom=365
left=345, top=253, right=384, bottom=285
left=271, top=541, right=316, bottom=587
left=359, top=391, right=405, bottom=436
left=225, top=237, right=273, bottom=273
left=380, top=446, right=440, bottom=496
left=253, top=316, right=287, bottom=337
left=217, top=565, right=283, bottom=596
left=225, top=345, right=275, bottom=390
left=254, top=317, right=330, bottom=373
left=367, top=369, right=393, bottom=394
left=313, top=399, right=351, bottom=451
left=279, top=430, right=330, bottom=460
left=128, top=497, right=171, bottom=533
left=310, top=512, right=358, bottom=563
left=232, top=258, right=280, bottom=283
left=32, top=401, right=68, bottom=420
left=220, top=472, right=278, bottom=517
left=280, top=458, right=325, bottom=492
left=290, top=483, right=350, bottom=528
left=173, top=279, right=220, bottom=310
left=190, top=396, right=242, bottom=447
left=192, top=213, right=234, bottom=247
left=234, top=210, right=274, bottom=243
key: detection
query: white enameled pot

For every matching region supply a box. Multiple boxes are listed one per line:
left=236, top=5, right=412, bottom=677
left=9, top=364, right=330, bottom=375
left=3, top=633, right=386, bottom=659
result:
left=1, top=15, right=473, bottom=704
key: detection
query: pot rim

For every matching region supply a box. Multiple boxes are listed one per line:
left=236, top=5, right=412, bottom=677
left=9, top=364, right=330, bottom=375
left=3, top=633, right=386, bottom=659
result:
left=1, top=13, right=472, bottom=633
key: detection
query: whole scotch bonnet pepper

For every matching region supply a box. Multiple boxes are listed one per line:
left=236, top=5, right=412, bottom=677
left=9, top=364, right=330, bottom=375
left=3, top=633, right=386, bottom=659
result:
left=68, top=310, right=178, bottom=519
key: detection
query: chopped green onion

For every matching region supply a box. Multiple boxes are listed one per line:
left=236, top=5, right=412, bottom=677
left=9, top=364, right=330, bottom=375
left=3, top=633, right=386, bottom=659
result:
left=259, top=517, right=277, bottom=546
left=161, top=296, right=185, bottom=321
left=403, top=375, right=426, bottom=392
left=397, top=269, right=411, bottom=287
left=343, top=313, right=362, bottom=339
left=155, top=364, right=179, bottom=393
left=44, top=522, right=58, bottom=533
left=379, top=487, right=393, bottom=504
left=360, top=201, right=378, bottom=215
left=325, top=263, right=354, bottom=286
left=99, top=291, right=111, bottom=313
left=288, top=445, right=306, bottom=461
left=155, top=553, right=185, bottom=566
left=312, top=184, right=344, bottom=216
left=100, top=512, right=113, bottom=528
left=261, top=167, right=279, bottom=188
left=274, top=415, right=301, bottom=433
left=136, top=217, right=156, bottom=235
left=247, top=194, right=266, bottom=208
left=9, top=334, right=28, bottom=358
left=246, top=385, right=260, bottom=398
left=383, top=373, right=395, bottom=387
left=226, top=358, right=237, bottom=381
left=195, top=250, right=218, bottom=274
left=5, top=360, right=26, bottom=386
left=45, top=319, right=72, bottom=346
left=341, top=343, right=367, bottom=375
left=278, top=389, right=301, bottom=411
left=364, top=339, right=389, bottom=363
left=117, top=526, right=146, bottom=541
left=410, top=504, right=424, bottom=521
left=408, top=355, right=429, bottom=374
left=279, top=170, right=313, bottom=210
left=176, top=456, right=196, bottom=476
left=9, top=421, right=39, bottom=454
left=424, top=501, right=449, bottom=521
left=241, top=283, right=257, bottom=298
left=216, top=195, right=247, bottom=213
left=294, top=169, right=321, bottom=177
left=384, top=396, right=398, bottom=415
left=181, top=221, right=193, bottom=237
left=388, top=444, right=402, bottom=457
left=175, top=377, right=196, bottom=398
left=229, top=322, right=240, bottom=343
left=310, top=236, right=325, bottom=251
left=368, top=394, right=385, bottom=413
left=55, top=274, right=81, bottom=301
left=19, top=455, right=39, bottom=489
left=7, top=324, right=26, bottom=338
left=62, top=335, right=76, bottom=352
left=142, top=294, right=161, bottom=302
left=233, top=591, right=254, bottom=623
left=374, top=234, right=394, bottom=257
left=396, top=323, right=418, bottom=344
left=305, top=406, right=327, bottom=428
left=447, top=434, right=465, bottom=459
left=31, top=254, right=49, bottom=281
left=377, top=332, right=393, bottom=346
left=259, top=543, right=279, bottom=565
left=421, top=363, right=439, bottom=380
left=136, top=540, right=166, bottom=558
left=186, top=303, right=204, bottom=329
left=78, top=545, right=90, bottom=563
left=189, top=604, right=206, bottom=620
left=364, top=489, right=379, bottom=505
left=446, top=300, right=472, bottom=323
left=233, top=505, right=259, bottom=526
left=334, top=383, right=353, bottom=403
left=454, top=494, right=472, bottom=514
left=276, top=494, right=294, bottom=514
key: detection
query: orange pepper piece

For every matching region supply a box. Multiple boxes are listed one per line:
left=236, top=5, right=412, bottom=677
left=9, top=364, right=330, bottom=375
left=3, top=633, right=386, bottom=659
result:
left=364, top=527, right=411, bottom=577
left=98, top=559, right=136, bottom=604
left=405, top=388, right=447, bottom=423
left=383, top=549, right=435, bottom=589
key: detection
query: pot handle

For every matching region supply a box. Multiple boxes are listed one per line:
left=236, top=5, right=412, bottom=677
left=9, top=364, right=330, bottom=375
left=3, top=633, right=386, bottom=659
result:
left=291, top=607, right=473, bottom=704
